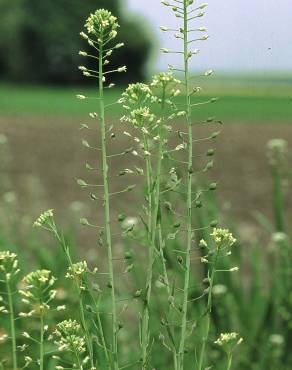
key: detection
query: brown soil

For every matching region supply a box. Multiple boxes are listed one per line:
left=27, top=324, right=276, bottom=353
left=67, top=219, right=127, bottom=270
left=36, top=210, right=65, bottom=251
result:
left=1, top=116, right=291, bottom=245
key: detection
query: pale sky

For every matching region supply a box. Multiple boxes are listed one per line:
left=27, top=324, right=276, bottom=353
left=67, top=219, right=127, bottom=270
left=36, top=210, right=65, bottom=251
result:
left=126, top=0, right=292, bottom=73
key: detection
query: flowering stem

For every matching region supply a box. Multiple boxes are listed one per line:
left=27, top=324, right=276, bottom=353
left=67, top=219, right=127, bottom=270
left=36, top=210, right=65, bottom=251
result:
left=39, top=310, right=44, bottom=370
left=99, top=35, right=119, bottom=370
left=51, top=226, right=95, bottom=367
left=74, top=348, right=83, bottom=370
left=6, top=280, right=17, bottom=370
left=226, top=353, right=233, bottom=370
left=198, top=250, right=219, bottom=370
left=141, top=134, right=154, bottom=369
left=178, top=0, right=193, bottom=368
left=271, top=165, right=285, bottom=232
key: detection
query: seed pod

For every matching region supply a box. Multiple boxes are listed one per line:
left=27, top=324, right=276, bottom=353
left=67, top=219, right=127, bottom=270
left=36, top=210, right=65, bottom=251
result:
left=210, top=220, right=218, bottom=227
left=209, top=182, right=217, bottom=191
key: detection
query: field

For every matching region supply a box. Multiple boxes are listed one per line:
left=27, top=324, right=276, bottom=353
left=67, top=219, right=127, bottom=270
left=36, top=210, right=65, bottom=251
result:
left=0, top=78, right=291, bottom=230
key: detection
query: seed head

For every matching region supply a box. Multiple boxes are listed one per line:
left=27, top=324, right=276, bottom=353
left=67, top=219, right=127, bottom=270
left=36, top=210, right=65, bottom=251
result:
left=215, top=332, right=243, bottom=354
left=20, top=270, right=56, bottom=307
left=33, top=209, right=54, bottom=228
left=0, top=251, right=19, bottom=280
left=66, top=261, right=88, bottom=279
left=84, top=9, right=119, bottom=43
left=54, top=319, right=85, bottom=354
left=210, top=228, right=236, bottom=249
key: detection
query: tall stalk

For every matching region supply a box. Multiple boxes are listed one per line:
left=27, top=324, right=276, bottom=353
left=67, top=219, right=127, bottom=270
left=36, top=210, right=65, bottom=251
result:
left=19, top=270, right=56, bottom=370
left=0, top=251, right=19, bottom=370
left=197, top=249, right=219, bottom=370
left=178, top=1, right=193, bottom=367
left=121, top=78, right=177, bottom=367
left=98, top=35, right=119, bottom=370
left=267, top=139, right=287, bottom=232
left=141, top=132, right=154, bottom=369
left=39, top=309, right=44, bottom=370
left=6, top=277, right=17, bottom=370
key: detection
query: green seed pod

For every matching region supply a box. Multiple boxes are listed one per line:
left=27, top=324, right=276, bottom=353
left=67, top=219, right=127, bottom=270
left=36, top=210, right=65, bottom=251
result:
left=124, top=251, right=133, bottom=260
left=210, top=220, right=219, bottom=227
left=168, top=296, right=175, bottom=305
left=207, top=149, right=216, bottom=156
left=195, top=200, right=202, bottom=208
left=205, top=160, right=214, bottom=171
left=118, top=322, right=123, bottom=330
left=85, top=305, right=93, bottom=313
left=76, top=178, right=88, bottom=187
left=134, top=289, right=142, bottom=298
left=211, top=131, right=220, bottom=139
left=118, top=214, right=126, bottom=222
left=209, top=182, right=217, bottom=191
left=188, top=166, right=194, bottom=174
left=80, top=218, right=90, bottom=226
left=177, top=256, right=183, bottom=264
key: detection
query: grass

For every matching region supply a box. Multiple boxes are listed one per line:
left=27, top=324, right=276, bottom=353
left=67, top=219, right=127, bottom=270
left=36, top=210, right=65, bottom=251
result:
left=0, top=76, right=291, bottom=123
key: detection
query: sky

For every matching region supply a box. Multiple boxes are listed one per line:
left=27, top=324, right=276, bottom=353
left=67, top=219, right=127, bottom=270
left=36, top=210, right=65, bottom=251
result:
left=126, top=0, right=292, bottom=73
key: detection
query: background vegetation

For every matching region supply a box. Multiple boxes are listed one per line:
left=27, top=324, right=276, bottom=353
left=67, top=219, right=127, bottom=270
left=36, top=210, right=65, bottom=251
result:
left=0, top=0, right=153, bottom=84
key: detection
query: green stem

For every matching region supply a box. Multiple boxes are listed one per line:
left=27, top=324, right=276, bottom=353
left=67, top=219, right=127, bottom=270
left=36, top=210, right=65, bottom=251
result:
left=40, top=311, right=44, bottom=370
left=52, top=228, right=95, bottom=367
left=226, top=353, right=233, bottom=370
left=141, top=90, right=167, bottom=368
left=6, top=280, right=17, bottom=370
left=271, top=165, right=285, bottom=232
left=74, top=349, right=83, bottom=370
left=141, top=134, right=154, bottom=369
left=198, top=250, right=219, bottom=370
left=178, top=1, right=193, bottom=368
left=99, top=39, right=119, bottom=370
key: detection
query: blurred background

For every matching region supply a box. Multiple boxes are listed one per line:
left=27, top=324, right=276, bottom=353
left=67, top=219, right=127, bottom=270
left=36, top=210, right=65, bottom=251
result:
left=0, top=0, right=291, bottom=245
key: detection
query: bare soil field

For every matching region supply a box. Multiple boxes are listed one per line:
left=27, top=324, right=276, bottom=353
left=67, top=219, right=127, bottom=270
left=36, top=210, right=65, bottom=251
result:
left=1, top=116, right=291, bottom=243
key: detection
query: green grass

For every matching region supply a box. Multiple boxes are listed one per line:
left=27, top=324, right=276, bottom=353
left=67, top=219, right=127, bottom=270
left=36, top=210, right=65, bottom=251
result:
left=0, top=76, right=291, bottom=123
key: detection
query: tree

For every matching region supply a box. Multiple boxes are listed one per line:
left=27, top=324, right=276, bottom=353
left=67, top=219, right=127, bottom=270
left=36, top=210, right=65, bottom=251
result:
left=0, top=0, right=153, bottom=84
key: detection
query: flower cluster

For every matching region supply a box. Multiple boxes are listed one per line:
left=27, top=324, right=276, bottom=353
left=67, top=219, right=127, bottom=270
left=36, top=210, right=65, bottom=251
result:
left=33, top=209, right=54, bottom=228
left=85, top=9, right=119, bottom=41
left=0, top=251, right=19, bottom=281
left=215, top=332, right=243, bottom=354
left=121, top=83, right=153, bottom=105
left=66, top=261, right=88, bottom=279
left=54, top=320, right=86, bottom=354
left=151, top=72, right=180, bottom=90
left=266, top=138, right=287, bottom=167
left=210, top=228, right=236, bottom=249
left=121, top=107, right=155, bottom=128
left=120, top=83, right=157, bottom=129
left=19, top=270, right=56, bottom=310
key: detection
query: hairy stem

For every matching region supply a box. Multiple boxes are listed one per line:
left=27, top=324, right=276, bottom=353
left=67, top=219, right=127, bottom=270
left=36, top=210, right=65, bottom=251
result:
left=6, top=280, right=17, bottom=370
left=99, top=37, right=119, bottom=370
left=178, top=0, right=193, bottom=368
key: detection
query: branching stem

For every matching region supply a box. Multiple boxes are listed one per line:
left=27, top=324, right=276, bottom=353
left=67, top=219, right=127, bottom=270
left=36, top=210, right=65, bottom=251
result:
left=99, top=35, right=119, bottom=370
left=198, top=250, right=219, bottom=370
left=6, top=280, right=17, bottom=370
left=178, top=0, right=193, bottom=368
